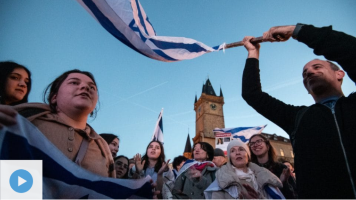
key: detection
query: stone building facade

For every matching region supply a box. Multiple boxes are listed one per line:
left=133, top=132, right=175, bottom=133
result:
left=185, top=79, right=294, bottom=164
left=193, top=78, right=224, bottom=148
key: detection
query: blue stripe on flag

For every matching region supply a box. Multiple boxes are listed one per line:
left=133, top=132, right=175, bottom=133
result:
left=153, top=49, right=177, bottom=61
left=82, top=0, right=148, bottom=58
left=264, top=185, right=283, bottom=199
left=214, top=126, right=262, bottom=134
left=0, top=118, right=153, bottom=199
left=212, top=45, right=222, bottom=50
left=232, top=135, right=250, bottom=143
left=159, top=116, right=163, bottom=133
left=149, top=38, right=209, bottom=52
left=1, top=132, right=153, bottom=199
left=129, top=20, right=147, bottom=42
left=134, top=0, right=149, bottom=36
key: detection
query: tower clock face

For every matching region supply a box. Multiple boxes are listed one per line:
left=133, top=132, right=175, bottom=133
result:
left=210, top=103, right=216, bottom=110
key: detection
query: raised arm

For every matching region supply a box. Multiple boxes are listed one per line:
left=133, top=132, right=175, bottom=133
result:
left=263, top=23, right=356, bottom=82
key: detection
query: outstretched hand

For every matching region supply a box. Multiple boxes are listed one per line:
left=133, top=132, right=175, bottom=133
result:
left=263, top=25, right=296, bottom=42
left=187, top=166, right=202, bottom=180
left=134, top=153, right=145, bottom=174
left=0, top=105, right=18, bottom=129
left=157, top=159, right=171, bottom=175
left=280, top=167, right=291, bottom=183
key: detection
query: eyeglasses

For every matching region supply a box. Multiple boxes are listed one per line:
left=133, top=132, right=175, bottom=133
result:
left=248, top=139, right=265, bottom=147
left=115, top=161, right=128, bottom=169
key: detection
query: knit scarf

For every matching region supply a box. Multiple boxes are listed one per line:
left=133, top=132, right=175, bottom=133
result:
left=234, top=167, right=259, bottom=191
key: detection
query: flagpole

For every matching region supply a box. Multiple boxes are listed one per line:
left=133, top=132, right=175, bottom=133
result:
left=224, top=36, right=264, bottom=49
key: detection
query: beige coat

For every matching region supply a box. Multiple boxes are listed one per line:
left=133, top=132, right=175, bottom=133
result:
left=210, top=162, right=282, bottom=199
left=14, top=103, right=115, bottom=177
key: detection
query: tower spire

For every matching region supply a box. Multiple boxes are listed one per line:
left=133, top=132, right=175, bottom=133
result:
left=183, top=133, right=192, bottom=158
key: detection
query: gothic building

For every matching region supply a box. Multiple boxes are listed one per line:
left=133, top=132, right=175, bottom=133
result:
left=183, top=78, right=294, bottom=163
left=193, top=78, right=225, bottom=148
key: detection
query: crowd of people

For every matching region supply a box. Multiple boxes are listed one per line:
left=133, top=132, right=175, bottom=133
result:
left=1, top=22, right=355, bottom=199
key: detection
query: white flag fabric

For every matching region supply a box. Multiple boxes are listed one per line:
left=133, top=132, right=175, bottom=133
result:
left=0, top=115, right=153, bottom=199
left=151, top=109, right=163, bottom=143
left=213, top=125, right=267, bottom=143
left=77, top=0, right=225, bottom=62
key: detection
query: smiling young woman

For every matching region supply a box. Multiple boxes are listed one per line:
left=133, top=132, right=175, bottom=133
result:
left=0, top=61, right=32, bottom=105
left=249, top=134, right=298, bottom=199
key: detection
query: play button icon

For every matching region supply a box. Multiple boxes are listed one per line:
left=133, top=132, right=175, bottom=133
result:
left=9, top=169, right=33, bottom=193
left=18, top=176, right=27, bottom=186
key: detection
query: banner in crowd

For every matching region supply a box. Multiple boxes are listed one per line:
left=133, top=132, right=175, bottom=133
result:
left=77, top=0, right=224, bottom=62
left=213, top=125, right=267, bottom=155
left=151, top=109, right=164, bottom=143
left=0, top=115, right=152, bottom=199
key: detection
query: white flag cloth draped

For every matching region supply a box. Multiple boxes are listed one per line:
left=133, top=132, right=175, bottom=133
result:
left=77, top=0, right=225, bottom=62
left=151, top=109, right=164, bottom=143
left=0, top=115, right=152, bottom=199
left=213, top=125, right=267, bottom=143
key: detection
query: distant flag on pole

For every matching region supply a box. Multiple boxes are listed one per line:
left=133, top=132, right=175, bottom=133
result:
left=213, top=125, right=267, bottom=143
left=77, top=0, right=225, bottom=62
left=151, top=109, right=164, bottom=144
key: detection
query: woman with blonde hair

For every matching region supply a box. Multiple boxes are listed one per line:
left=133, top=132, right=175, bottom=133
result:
left=205, top=139, right=284, bottom=199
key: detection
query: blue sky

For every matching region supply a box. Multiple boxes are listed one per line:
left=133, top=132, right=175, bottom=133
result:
left=1, top=0, right=356, bottom=160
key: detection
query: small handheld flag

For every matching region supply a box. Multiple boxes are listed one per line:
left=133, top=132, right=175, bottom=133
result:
left=151, top=109, right=164, bottom=143
left=214, top=125, right=267, bottom=143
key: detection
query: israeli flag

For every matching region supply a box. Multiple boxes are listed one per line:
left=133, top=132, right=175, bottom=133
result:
left=151, top=109, right=164, bottom=144
left=0, top=115, right=153, bottom=199
left=213, top=125, right=267, bottom=143
left=77, top=0, right=225, bottom=62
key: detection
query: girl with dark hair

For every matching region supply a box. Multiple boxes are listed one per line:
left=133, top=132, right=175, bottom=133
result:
left=114, top=155, right=129, bottom=179
left=130, top=141, right=170, bottom=182
left=172, top=142, right=217, bottom=199
left=130, top=141, right=171, bottom=198
left=249, top=134, right=297, bottom=198
left=2, top=69, right=114, bottom=177
left=0, top=61, right=32, bottom=105
left=172, top=155, right=188, bottom=178
left=100, top=133, right=119, bottom=158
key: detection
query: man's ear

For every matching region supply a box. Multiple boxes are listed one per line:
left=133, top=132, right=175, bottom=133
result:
left=336, top=70, right=345, bottom=81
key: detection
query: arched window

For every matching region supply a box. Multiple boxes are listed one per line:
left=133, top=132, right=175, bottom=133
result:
left=280, top=149, right=285, bottom=157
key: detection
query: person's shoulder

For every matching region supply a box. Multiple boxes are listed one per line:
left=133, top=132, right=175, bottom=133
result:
left=14, top=103, right=51, bottom=120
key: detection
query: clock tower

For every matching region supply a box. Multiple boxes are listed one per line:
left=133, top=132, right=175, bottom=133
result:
left=193, top=78, right=225, bottom=148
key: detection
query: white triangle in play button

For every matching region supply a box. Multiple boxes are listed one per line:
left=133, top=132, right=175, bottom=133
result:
left=18, top=176, right=27, bottom=186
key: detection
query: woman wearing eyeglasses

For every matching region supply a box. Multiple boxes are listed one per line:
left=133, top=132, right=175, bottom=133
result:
left=249, top=134, right=298, bottom=199
left=114, top=155, right=129, bottom=179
